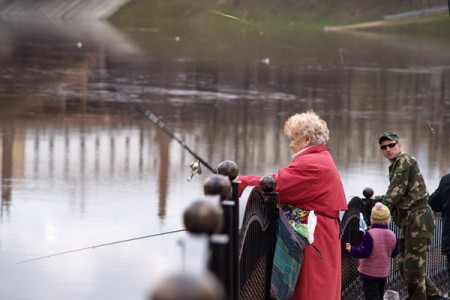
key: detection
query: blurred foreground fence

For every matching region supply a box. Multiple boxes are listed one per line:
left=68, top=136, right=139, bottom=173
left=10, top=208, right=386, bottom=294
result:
left=150, top=160, right=448, bottom=300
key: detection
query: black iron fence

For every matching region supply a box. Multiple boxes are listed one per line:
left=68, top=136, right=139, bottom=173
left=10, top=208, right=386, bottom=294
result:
left=204, top=173, right=279, bottom=300
left=150, top=161, right=448, bottom=300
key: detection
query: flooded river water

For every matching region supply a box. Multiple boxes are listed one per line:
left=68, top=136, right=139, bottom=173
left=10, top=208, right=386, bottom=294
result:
left=0, top=15, right=449, bottom=299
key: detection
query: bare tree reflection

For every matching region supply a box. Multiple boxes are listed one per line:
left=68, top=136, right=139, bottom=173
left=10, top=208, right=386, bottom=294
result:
left=157, top=130, right=170, bottom=218
left=1, top=123, right=13, bottom=215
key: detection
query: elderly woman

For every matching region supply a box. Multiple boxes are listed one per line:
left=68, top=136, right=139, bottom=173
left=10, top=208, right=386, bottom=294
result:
left=237, top=110, right=347, bottom=300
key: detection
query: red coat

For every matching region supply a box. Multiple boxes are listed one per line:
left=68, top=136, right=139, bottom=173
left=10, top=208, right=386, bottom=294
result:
left=237, top=145, right=348, bottom=300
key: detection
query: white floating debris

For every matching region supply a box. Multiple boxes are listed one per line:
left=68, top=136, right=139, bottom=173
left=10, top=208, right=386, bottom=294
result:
left=261, top=57, right=270, bottom=65
left=175, top=36, right=181, bottom=42
left=76, top=42, right=82, bottom=48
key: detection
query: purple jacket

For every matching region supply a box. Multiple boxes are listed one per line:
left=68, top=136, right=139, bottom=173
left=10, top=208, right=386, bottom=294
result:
left=349, top=223, right=400, bottom=280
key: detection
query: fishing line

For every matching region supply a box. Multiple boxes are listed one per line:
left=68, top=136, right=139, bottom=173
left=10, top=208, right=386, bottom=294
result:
left=128, top=99, right=217, bottom=175
left=15, top=229, right=186, bottom=265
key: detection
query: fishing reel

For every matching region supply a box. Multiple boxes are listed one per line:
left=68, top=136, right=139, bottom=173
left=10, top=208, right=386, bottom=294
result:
left=187, top=161, right=202, bottom=181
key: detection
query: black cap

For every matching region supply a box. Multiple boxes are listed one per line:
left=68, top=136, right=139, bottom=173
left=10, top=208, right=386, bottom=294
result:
left=378, top=131, right=399, bottom=144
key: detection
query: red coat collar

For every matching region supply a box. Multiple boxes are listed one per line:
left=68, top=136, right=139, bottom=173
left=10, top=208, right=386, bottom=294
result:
left=294, top=144, right=327, bottom=158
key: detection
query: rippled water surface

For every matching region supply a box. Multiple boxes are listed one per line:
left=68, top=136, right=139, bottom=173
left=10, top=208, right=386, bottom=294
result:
left=0, top=16, right=449, bottom=299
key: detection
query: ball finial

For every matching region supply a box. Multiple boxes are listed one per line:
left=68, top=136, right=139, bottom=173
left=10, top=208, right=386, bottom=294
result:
left=183, top=199, right=223, bottom=234
left=259, top=176, right=276, bottom=192
left=204, top=174, right=231, bottom=200
left=217, top=160, right=239, bottom=181
left=363, top=187, right=374, bottom=198
left=150, top=271, right=225, bottom=300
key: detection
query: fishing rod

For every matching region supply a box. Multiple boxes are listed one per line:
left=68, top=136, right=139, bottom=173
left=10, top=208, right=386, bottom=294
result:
left=15, top=229, right=186, bottom=265
left=129, top=99, right=217, bottom=179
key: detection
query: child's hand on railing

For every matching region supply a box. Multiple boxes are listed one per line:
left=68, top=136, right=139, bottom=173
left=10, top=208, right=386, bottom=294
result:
left=345, top=243, right=351, bottom=252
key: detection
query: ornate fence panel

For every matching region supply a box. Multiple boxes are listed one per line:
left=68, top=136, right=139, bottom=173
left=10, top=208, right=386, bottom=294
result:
left=340, top=197, right=365, bottom=299
left=238, top=186, right=278, bottom=300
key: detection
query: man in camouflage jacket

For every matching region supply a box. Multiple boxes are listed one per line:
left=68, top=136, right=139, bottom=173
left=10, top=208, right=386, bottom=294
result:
left=379, top=132, right=443, bottom=300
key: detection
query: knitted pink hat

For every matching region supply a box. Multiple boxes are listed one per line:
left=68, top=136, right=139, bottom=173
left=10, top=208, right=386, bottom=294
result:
left=371, top=202, right=391, bottom=224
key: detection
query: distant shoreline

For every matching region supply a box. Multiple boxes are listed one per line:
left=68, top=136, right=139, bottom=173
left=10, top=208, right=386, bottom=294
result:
left=324, top=5, right=448, bottom=32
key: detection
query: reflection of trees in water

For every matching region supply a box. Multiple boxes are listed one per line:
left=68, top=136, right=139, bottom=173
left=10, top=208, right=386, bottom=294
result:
left=0, top=67, right=449, bottom=220
left=331, top=65, right=450, bottom=173
left=1, top=124, right=13, bottom=217
left=157, top=131, right=170, bottom=218
left=2, top=95, right=449, bottom=179
left=0, top=116, right=173, bottom=217
left=428, top=69, right=450, bottom=175
left=121, top=32, right=450, bottom=175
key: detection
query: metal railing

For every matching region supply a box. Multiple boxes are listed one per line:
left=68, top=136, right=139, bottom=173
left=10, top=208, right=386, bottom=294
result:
left=237, top=185, right=278, bottom=300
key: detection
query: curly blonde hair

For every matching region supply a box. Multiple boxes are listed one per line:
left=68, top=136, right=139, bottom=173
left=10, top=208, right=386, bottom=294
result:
left=283, top=110, right=329, bottom=146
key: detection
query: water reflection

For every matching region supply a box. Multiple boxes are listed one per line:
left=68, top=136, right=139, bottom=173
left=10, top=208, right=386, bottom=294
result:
left=1, top=123, right=13, bottom=207
left=0, top=16, right=449, bottom=299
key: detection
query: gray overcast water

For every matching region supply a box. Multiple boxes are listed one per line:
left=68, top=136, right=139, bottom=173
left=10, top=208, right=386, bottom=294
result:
left=0, top=16, right=449, bottom=299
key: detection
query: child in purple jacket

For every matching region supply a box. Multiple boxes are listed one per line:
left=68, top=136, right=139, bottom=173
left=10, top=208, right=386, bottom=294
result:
left=346, top=202, right=400, bottom=300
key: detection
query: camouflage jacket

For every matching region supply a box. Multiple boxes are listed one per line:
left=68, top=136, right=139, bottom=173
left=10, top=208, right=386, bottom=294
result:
left=382, top=152, right=429, bottom=228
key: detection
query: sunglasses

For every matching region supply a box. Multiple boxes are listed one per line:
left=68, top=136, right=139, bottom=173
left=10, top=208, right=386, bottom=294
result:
left=380, top=142, right=397, bottom=150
